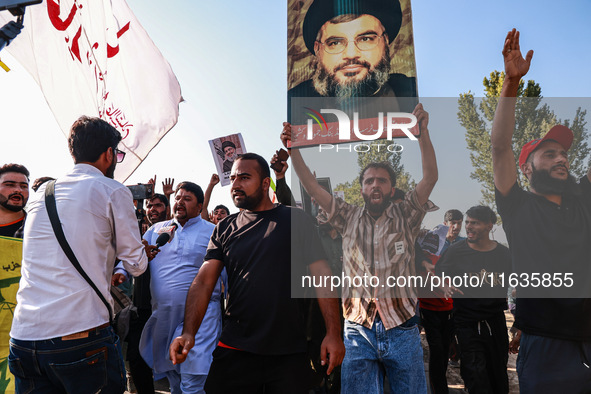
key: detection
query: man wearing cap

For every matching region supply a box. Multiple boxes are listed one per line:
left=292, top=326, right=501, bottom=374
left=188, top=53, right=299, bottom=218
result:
left=222, top=141, right=237, bottom=173
left=492, top=29, right=591, bottom=392
left=288, top=0, right=416, bottom=101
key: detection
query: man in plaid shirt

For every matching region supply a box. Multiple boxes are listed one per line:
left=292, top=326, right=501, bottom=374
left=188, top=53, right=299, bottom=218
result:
left=283, top=102, right=438, bottom=393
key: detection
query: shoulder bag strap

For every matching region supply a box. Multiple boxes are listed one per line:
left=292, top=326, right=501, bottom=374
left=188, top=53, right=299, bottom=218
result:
left=44, top=180, right=113, bottom=324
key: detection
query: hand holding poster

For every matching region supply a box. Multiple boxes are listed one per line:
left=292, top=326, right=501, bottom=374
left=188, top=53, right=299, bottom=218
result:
left=209, top=133, right=246, bottom=186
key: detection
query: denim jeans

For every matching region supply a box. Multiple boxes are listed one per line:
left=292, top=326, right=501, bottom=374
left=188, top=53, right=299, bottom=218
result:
left=9, top=326, right=126, bottom=394
left=341, top=316, right=427, bottom=394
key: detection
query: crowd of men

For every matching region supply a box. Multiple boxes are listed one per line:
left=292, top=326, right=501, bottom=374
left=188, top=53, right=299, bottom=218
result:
left=1, top=13, right=590, bottom=394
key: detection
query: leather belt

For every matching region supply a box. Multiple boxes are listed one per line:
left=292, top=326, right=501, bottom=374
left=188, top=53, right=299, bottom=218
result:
left=61, top=322, right=110, bottom=341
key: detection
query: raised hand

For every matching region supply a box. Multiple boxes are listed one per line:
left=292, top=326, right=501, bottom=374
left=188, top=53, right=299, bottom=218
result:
left=271, top=153, right=289, bottom=179
left=209, top=174, right=220, bottom=186
left=281, top=122, right=291, bottom=151
left=412, top=103, right=429, bottom=136
left=502, top=29, right=534, bottom=81
left=148, top=175, right=156, bottom=188
left=163, top=178, right=175, bottom=197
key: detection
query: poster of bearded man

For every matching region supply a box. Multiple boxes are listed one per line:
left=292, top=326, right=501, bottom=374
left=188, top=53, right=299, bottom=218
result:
left=287, top=0, right=419, bottom=147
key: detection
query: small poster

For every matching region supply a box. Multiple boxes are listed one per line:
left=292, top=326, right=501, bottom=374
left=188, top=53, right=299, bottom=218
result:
left=209, top=133, right=246, bottom=186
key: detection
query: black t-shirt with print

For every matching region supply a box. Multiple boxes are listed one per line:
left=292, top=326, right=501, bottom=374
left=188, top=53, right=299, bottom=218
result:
left=205, top=204, right=326, bottom=355
left=436, top=240, right=511, bottom=325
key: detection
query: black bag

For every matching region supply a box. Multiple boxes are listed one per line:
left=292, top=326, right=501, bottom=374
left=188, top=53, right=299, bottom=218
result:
left=111, top=285, right=137, bottom=339
left=45, top=179, right=136, bottom=339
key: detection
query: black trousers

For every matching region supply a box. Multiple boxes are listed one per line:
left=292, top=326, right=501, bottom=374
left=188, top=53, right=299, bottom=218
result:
left=456, top=312, right=509, bottom=394
left=420, top=308, right=454, bottom=394
left=126, top=308, right=154, bottom=394
left=517, top=332, right=591, bottom=393
left=205, top=347, right=310, bottom=394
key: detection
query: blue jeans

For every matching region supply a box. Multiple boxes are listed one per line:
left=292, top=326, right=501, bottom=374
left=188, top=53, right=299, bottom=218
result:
left=9, top=326, right=126, bottom=394
left=341, top=317, right=427, bottom=394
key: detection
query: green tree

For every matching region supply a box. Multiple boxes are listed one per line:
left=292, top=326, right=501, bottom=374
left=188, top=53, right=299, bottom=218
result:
left=334, top=141, right=416, bottom=206
left=458, top=71, right=590, bottom=208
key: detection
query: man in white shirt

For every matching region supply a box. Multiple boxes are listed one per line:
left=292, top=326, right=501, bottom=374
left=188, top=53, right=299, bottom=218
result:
left=9, top=116, right=149, bottom=393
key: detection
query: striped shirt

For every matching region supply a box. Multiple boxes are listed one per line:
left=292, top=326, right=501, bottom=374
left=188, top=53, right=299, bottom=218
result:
left=325, top=189, right=437, bottom=330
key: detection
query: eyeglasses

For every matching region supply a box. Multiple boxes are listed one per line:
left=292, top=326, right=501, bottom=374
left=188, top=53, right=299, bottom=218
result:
left=317, top=33, right=385, bottom=55
left=114, top=148, right=126, bottom=163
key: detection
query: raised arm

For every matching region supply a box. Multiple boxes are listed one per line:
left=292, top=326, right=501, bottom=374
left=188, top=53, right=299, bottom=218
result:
left=201, top=174, right=219, bottom=222
left=413, top=103, right=438, bottom=206
left=281, top=122, right=333, bottom=212
left=272, top=153, right=296, bottom=206
left=492, top=29, right=534, bottom=196
left=169, top=259, right=224, bottom=364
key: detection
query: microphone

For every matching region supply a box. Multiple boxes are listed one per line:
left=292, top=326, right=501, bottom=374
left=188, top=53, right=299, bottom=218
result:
left=154, top=222, right=178, bottom=249
left=155, top=232, right=170, bottom=248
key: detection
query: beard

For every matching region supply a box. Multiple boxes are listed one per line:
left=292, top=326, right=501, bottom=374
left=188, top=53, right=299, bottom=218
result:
left=361, top=190, right=391, bottom=214
left=530, top=163, right=579, bottom=196
left=0, top=193, right=25, bottom=212
left=233, top=185, right=265, bottom=211
left=312, top=48, right=391, bottom=98
left=106, top=156, right=117, bottom=179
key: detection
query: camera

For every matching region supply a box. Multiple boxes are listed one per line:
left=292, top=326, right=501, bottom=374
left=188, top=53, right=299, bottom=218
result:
left=126, top=184, right=154, bottom=200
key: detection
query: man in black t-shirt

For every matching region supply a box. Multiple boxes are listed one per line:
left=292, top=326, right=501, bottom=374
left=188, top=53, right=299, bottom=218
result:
left=0, top=163, right=29, bottom=238
left=169, top=153, right=344, bottom=393
left=491, top=29, right=591, bottom=392
left=436, top=206, right=511, bottom=394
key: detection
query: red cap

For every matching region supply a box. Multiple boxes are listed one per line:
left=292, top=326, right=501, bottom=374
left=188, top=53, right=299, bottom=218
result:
left=518, top=125, right=573, bottom=168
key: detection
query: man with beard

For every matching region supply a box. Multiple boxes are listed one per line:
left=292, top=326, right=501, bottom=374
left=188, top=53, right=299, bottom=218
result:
left=435, top=206, right=511, bottom=394
left=283, top=101, right=437, bottom=393
left=9, top=116, right=148, bottom=393
left=0, top=163, right=29, bottom=238
left=492, top=29, right=591, bottom=392
left=170, top=153, right=344, bottom=393
left=146, top=193, right=169, bottom=225
left=222, top=141, right=238, bottom=173
left=140, top=182, right=220, bottom=393
left=288, top=0, right=416, bottom=101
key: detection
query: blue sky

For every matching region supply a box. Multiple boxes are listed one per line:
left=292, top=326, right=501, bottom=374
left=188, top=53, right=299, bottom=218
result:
left=1, top=0, right=590, bottom=240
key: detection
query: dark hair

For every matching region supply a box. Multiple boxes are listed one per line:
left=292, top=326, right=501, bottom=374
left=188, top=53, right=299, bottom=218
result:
left=0, top=163, right=30, bottom=180
left=32, top=176, right=55, bottom=192
left=213, top=204, right=230, bottom=215
left=444, top=209, right=463, bottom=222
left=149, top=193, right=169, bottom=208
left=236, top=153, right=271, bottom=180
left=391, top=188, right=405, bottom=201
left=68, top=116, right=121, bottom=163
left=359, top=162, right=396, bottom=187
left=175, top=182, right=204, bottom=204
left=466, top=205, right=497, bottom=225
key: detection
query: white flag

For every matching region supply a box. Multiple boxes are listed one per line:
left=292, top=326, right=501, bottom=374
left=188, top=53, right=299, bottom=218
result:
left=0, top=0, right=182, bottom=182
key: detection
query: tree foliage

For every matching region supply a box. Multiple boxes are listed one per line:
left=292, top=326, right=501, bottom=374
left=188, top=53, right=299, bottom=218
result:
left=334, top=141, right=416, bottom=206
left=458, top=71, right=590, bottom=208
